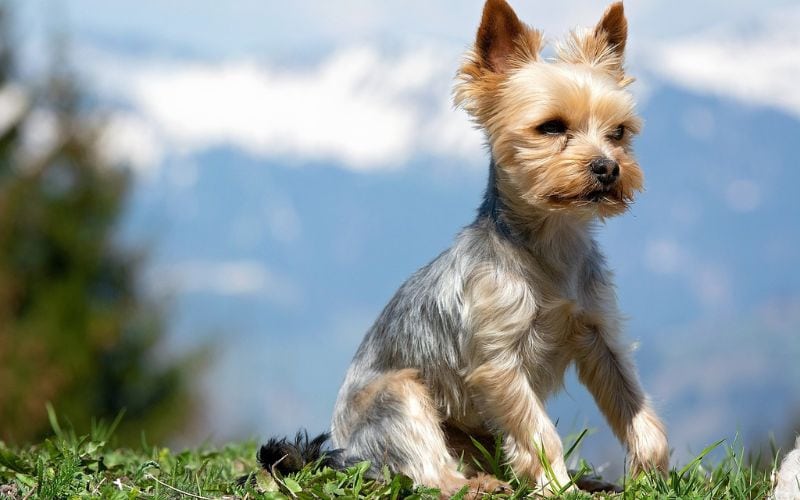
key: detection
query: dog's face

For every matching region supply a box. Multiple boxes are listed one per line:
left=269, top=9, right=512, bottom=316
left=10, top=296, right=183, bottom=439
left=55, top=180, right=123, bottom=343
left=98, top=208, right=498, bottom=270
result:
left=456, top=0, right=644, bottom=218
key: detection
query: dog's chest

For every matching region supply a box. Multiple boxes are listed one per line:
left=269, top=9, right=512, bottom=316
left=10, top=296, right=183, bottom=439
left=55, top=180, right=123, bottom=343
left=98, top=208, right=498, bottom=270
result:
left=524, top=262, right=594, bottom=351
left=520, top=283, right=589, bottom=391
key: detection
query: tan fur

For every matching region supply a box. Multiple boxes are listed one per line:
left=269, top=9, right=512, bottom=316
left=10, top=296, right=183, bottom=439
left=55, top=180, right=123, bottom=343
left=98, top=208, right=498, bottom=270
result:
left=458, top=57, right=644, bottom=221
left=456, top=6, right=644, bottom=222
left=557, top=2, right=632, bottom=86
left=331, top=0, right=669, bottom=494
left=572, top=316, right=669, bottom=474
left=350, top=369, right=509, bottom=497
left=457, top=0, right=664, bottom=485
left=461, top=266, right=573, bottom=494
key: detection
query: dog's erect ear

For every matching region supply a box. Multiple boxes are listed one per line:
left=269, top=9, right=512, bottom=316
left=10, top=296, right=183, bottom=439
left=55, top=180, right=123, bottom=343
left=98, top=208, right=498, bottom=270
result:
left=455, top=0, right=542, bottom=120
left=595, top=2, right=627, bottom=59
left=475, top=0, right=534, bottom=73
left=557, top=1, right=631, bottom=84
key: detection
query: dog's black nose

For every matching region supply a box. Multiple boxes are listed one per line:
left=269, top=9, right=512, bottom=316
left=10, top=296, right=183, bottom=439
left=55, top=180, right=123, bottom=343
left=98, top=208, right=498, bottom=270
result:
left=589, top=158, right=620, bottom=185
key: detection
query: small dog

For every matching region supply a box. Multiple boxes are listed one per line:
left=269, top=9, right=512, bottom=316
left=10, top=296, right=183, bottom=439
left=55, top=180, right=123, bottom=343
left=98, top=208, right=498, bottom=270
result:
left=262, top=0, right=669, bottom=496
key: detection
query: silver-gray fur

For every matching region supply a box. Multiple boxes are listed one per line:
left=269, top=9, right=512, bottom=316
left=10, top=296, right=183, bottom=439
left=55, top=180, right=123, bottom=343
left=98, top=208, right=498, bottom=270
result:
left=330, top=157, right=667, bottom=495
left=333, top=158, right=596, bottom=425
left=328, top=1, right=671, bottom=493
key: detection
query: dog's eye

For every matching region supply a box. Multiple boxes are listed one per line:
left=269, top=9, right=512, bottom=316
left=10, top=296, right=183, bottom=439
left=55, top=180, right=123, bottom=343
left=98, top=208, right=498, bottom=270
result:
left=536, top=119, right=567, bottom=135
left=609, top=124, right=625, bottom=141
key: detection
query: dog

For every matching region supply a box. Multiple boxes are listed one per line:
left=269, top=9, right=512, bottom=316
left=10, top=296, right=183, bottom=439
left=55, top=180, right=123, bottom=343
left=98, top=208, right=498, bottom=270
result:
left=773, top=436, right=800, bottom=500
left=259, top=0, right=669, bottom=496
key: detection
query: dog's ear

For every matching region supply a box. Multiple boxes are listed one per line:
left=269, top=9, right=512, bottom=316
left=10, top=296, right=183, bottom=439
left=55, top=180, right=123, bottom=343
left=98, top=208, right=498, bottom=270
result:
left=594, top=2, right=627, bottom=60
left=455, top=0, right=542, bottom=121
left=557, top=2, right=631, bottom=84
left=475, top=0, right=524, bottom=73
left=474, top=0, right=540, bottom=73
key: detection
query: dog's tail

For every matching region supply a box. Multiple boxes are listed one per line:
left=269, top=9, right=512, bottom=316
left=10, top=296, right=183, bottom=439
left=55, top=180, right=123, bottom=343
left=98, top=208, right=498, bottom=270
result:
left=257, top=430, right=344, bottom=475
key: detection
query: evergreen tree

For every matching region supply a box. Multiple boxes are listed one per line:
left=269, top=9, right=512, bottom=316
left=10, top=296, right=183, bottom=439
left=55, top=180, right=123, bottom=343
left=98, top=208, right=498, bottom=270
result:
left=0, top=7, right=198, bottom=445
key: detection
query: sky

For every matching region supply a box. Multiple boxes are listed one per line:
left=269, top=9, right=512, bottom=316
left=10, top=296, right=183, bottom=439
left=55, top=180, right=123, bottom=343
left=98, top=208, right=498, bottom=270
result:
left=9, top=0, right=800, bottom=476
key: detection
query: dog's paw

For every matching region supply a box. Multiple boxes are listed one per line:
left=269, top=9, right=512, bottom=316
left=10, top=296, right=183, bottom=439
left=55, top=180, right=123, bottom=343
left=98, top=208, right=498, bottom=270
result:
left=442, top=473, right=510, bottom=499
left=628, top=409, right=669, bottom=476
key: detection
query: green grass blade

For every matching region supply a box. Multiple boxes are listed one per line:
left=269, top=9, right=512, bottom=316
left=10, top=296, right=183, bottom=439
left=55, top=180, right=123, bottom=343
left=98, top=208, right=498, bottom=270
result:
left=563, top=428, right=589, bottom=462
left=469, top=435, right=502, bottom=478
left=678, top=439, right=724, bottom=478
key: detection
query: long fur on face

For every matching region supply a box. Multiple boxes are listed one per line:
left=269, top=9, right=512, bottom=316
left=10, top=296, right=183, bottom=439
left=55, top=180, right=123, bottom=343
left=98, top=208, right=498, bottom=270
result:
left=455, top=1, right=643, bottom=219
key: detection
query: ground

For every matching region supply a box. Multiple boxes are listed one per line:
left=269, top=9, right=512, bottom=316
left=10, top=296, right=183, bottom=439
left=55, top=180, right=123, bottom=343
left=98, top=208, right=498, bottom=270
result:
left=0, top=414, right=779, bottom=499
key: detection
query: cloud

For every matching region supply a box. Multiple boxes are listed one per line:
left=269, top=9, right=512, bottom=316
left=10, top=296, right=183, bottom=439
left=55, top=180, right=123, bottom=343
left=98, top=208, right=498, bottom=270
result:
left=648, top=5, right=800, bottom=119
left=644, top=237, right=733, bottom=309
left=18, top=108, right=59, bottom=165
left=97, top=113, right=164, bottom=176
left=724, top=179, right=762, bottom=213
left=149, top=259, right=300, bottom=305
left=680, top=106, right=716, bottom=141
left=0, top=84, right=27, bottom=136
left=82, top=2, right=799, bottom=177
left=264, top=198, right=302, bottom=244
left=86, top=45, right=485, bottom=175
left=644, top=239, right=687, bottom=275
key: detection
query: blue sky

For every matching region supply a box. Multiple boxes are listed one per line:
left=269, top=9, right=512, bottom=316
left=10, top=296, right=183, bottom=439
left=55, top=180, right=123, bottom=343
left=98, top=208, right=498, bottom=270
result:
left=9, top=0, right=800, bottom=474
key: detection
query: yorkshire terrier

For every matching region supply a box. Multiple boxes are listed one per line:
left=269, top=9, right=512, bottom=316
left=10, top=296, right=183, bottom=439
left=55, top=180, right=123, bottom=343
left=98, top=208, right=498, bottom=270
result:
left=260, top=0, right=669, bottom=496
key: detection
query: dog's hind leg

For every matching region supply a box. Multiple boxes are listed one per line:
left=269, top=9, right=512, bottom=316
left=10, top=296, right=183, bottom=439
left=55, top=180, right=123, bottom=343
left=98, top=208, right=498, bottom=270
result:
left=336, top=369, right=506, bottom=497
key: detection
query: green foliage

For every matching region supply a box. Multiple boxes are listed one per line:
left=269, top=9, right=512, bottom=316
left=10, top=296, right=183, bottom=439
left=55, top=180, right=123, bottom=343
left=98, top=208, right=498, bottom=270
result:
left=0, top=413, right=258, bottom=499
left=0, top=416, right=780, bottom=499
left=0, top=6, right=199, bottom=445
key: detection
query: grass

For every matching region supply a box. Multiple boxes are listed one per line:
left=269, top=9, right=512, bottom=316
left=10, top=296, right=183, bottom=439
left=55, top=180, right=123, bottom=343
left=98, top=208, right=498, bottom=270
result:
left=0, top=411, right=780, bottom=499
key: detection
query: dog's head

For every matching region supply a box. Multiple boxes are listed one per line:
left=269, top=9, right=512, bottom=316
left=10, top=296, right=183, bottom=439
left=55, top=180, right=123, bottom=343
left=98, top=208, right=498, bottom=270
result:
left=455, top=0, right=643, bottom=218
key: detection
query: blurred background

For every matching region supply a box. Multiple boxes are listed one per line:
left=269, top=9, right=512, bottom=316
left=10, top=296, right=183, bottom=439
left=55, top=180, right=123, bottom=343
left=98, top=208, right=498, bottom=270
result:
left=1, top=0, right=798, bottom=477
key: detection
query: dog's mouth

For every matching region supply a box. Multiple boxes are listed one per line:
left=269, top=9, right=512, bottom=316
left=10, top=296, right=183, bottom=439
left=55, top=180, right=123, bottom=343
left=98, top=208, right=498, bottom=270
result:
left=550, top=188, right=618, bottom=204
left=544, top=187, right=631, bottom=217
left=586, top=190, right=605, bottom=202
left=586, top=189, right=616, bottom=203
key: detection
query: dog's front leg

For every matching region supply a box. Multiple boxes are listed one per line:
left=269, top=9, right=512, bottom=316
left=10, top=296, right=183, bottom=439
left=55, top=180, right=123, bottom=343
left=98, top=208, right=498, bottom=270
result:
left=466, top=362, right=571, bottom=494
left=573, top=321, right=669, bottom=476
left=464, top=270, right=571, bottom=494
